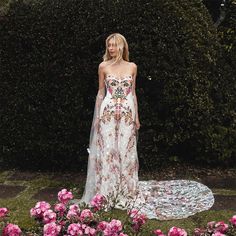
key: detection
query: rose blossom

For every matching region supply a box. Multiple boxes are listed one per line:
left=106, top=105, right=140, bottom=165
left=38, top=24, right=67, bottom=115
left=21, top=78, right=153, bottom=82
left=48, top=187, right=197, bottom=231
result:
left=58, top=189, right=73, bottom=204
left=194, top=228, right=206, bottom=236
left=128, top=209, right=139, bottom=218
left=154, top=229, right=166, bottom=236
left=212, top=232, right=226, bottom=236
left=2, top=223, right=22, bottom=236
left=43, top=209, right=57, bottom=224
left=69, top=204, right=80, bottom=212
left=90, top=194, right=106, bottom=211
left=168, top=226, right=187, bottom=236
left=43, top=222, right=61, bottom=236
left=0, top=207, right=8, bottom=218
left=66, top=209, right=80, bottom=221
left=214, top=221, right=228, bottom=233
left=97, top=221, right=108, bottom=231
left=103, top=219, right=122, bottom=236
left=80, top=209, right=94, bottom=222
left=230, top=215, right=236, bottom=226
left=207, top=221, right=216, bottom=233
left=67, top=223, right=83, bottom=235
left=30, top=201, right=51, bottom=219
left=128, top=209, right=147, bottom=232
left=84, top=226, right=96, bottom=236
left=54, top=203, right=66, bottom=216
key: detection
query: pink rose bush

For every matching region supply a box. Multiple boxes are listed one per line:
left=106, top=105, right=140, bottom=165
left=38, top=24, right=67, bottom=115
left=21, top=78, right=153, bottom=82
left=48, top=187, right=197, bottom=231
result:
left=168, top=226, right=187, bottom=236
left=58, top=189, right=73, bottom=204
left=80, top=209, right=94, bottom=223
left=0, top=208, right=8, bottom=218
left=153, top=229, right=166, bottom=236
left=90, top=194, right=107, bottom=212
left=2, top=223, right=22, bottom=236
left=30, top=201, right=51, bottom=219
left=29, top=188, right=130, bottom=235
left=128, top=209, right=147, bottom=232
left=43, top=209, right=57, bottom=224
left=66, top=204, right=80, bottom=221
left=230, top=216, right=236, bottom=227
left=54, top=203, right=66, bottom=217
left=103, top=219, right=123, bottom=235
left=193, top=217, right=236, bottom=236
left=44, top=222, right=62, bottom=236
left=1, top=189, right=236, bottom=235
left=0, top=208, right=22, bottom=236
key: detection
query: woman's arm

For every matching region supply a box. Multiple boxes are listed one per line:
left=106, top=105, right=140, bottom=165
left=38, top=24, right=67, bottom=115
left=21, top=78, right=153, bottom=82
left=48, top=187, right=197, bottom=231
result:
left=95, top=62, right=106, bottom=119
left=131, top=63, right=140, bottom=130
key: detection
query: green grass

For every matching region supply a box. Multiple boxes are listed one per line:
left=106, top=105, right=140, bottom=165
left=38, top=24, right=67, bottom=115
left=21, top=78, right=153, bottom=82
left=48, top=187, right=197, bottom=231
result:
left=0, top=170, right=235, bottom=235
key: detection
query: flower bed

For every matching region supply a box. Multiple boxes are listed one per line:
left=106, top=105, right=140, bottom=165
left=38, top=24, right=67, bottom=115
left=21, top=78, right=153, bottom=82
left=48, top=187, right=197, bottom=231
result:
left=0, top=189, right=236, bottom=235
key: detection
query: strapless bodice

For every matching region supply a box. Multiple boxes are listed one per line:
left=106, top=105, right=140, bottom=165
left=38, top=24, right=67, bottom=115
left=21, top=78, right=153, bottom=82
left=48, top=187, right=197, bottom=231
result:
left=105, top=74, right=133, bottom=100
left=105, top=74, right=133, bottom=82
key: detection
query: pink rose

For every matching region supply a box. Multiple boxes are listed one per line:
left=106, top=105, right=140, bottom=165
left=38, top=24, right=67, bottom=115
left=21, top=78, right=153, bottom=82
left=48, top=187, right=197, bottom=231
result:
left=215, top=221, right=228, bottom=233
left=67, top=223, right=83, bottom=235
left=0, top=207, right=8, bottom=218
left=97, top=221, right=108, bottom=231
left=212, top=232, right=226, bottom=236
left=58, top=189, right=73, bottom=204
left=119, top=233, right=128, bottom=236
left=69, top=204, right=80, bottom=212
left=103, top=219, right=122, bottom=236
left=43, top=209, right=57, bottom=224
left=80, top=209, right=94, bottom=222
left=84, top=226, right=96, bottom=236
left=30, top=201, right=51, bottom=219
left=90, top=194, right=106, bottom=211
left=207, top=221, right=216, bottom=233
left=230, top=215, right=236, bottom=226
left=2, top=223, right=22, bottom=236
left=128, top=209, right=139, bottom=218
left=154, top=229, right=166, bottom=236
left=54, top=203, right=66, bottom=216
left=66, top=209, right=80, bottom=221
left=128, top=209, right=147, bottom=232
left=43, top=222, right=61, bottom=236
left=168, top=227, right=187, bottom=236
left=194, top=228, right=206, bottom=236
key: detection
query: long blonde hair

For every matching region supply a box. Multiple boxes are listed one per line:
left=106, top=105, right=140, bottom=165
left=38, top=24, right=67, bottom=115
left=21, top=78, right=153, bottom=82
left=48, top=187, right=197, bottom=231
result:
left=102, top=33, right=129, bottom=65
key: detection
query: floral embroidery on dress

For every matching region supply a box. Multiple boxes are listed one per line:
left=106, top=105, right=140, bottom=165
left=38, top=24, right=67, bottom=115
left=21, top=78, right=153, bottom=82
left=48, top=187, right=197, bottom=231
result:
left=81, top=74, right=214, bottom=220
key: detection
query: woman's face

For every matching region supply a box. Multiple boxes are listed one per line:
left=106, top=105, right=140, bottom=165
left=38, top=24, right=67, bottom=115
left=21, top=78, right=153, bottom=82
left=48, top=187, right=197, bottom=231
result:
left=107, top=38, right=118, bottom=58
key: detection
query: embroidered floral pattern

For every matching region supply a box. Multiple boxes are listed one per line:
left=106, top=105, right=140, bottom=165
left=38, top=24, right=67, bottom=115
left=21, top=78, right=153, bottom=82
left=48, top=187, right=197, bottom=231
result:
left=81, top=74, right=214, bottom=220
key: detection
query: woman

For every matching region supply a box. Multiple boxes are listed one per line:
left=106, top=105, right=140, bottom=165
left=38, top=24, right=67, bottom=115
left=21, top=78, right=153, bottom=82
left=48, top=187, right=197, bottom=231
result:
left=80, top=33, right=214, bottom=220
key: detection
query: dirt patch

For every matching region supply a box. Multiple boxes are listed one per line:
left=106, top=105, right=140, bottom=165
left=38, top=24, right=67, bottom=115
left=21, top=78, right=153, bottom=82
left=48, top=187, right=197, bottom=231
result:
left=211, top=195, right=236, bottom=210
left=0, top=185, right=26, bottom=198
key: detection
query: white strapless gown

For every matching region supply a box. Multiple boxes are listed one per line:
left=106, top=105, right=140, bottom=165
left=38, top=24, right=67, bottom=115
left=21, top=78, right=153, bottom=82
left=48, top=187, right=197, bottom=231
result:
left=80, top=74, right=214, bottom=220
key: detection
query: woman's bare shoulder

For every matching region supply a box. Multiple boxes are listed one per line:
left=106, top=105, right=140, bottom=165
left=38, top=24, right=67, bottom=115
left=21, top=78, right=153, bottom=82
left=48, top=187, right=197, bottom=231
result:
left=128, top=62, right=137, bottom=74
left=128, top=61, right=137, bottom=68
left=98, top=61, right=109, bottom=68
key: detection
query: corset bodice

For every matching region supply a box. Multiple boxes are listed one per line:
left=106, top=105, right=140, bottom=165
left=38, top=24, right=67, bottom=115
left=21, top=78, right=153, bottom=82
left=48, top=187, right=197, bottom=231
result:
left=105, top=74, right=133, bottom=100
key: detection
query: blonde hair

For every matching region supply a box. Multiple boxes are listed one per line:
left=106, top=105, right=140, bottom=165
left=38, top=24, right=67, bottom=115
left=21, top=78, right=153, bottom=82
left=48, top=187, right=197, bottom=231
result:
left=102, top=33, right=129, bottom=65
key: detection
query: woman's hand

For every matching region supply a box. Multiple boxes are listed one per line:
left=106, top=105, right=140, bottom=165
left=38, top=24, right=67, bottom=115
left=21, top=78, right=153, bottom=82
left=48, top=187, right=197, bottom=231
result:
left=135, top=118, right=141, bottom=130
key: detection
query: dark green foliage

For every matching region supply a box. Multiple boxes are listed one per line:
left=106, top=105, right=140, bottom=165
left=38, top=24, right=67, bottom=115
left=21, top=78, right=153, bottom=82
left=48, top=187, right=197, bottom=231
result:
left=0, top=0, right=235, bottom=170
left=205, top=0, right=236, bottom=165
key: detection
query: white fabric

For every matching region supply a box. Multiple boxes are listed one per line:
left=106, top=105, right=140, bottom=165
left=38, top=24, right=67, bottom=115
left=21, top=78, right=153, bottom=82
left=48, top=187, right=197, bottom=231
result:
left=80, top=74, right=214, bottom=220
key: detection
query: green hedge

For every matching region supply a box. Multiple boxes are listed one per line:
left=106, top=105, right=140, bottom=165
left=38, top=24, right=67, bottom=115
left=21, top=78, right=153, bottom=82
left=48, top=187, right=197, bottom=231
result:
left=0, top=0, right=235, bottom=170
